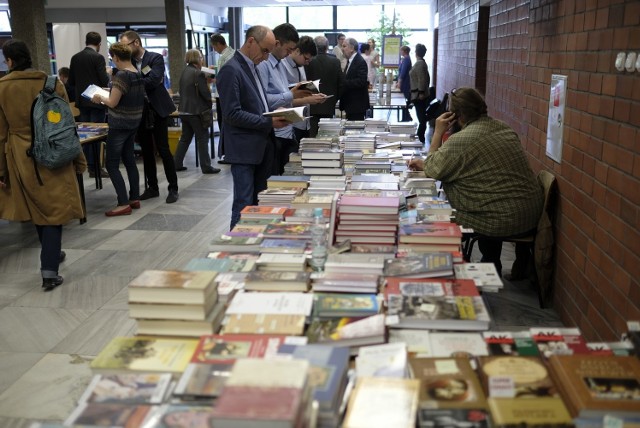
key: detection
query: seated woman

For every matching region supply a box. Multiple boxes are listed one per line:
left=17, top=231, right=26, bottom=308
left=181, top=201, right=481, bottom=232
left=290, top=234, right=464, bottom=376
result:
left=409, top=87, right=543, bottom=275
left=91, top=42, right=145, bottom=216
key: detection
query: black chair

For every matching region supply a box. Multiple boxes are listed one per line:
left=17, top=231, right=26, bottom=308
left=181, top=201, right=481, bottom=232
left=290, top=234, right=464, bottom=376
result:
left=461, top=171, right=558, bottom=307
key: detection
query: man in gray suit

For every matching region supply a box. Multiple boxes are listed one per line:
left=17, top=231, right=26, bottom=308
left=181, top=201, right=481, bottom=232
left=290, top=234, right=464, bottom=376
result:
left=305, top=36, right=344, bottom=138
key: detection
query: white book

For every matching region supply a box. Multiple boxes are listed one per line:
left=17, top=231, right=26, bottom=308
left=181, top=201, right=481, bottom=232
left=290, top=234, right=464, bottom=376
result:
left=263, top=106, right=306, bottom=124
left=454, top=263, right=504, bottom=291
left=81, top=84, right=110, bottom=100
left=225, top=291, right=314, bottom=316
left=356, top=342, right=408, bottom=378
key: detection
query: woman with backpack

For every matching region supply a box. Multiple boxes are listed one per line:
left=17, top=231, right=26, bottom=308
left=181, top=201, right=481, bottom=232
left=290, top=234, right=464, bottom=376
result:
left=0, top=39, right=87, bottom=292
left=90, top=42, right=145, bottom=216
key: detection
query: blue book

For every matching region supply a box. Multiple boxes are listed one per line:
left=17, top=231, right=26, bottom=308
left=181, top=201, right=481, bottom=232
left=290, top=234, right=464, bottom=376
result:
left=184, top=257, right=256, bottom=273
left=277, top=344, right=350, bottom=412
left=260, top=238, right=308, bottom=254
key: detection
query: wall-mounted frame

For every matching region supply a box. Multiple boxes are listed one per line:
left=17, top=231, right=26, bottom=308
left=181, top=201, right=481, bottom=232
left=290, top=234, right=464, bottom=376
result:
left=381, top=34, right=402, bottom=68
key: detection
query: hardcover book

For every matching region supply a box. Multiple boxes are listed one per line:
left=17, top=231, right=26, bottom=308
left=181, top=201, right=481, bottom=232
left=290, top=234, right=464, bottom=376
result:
left=263, top=106, right=306, bottom=124
left=128, top=270, right=217, bottom=305
left=548, top=354, right=640, bottom=419
left=262, top=223, right=312, bottom=239
left=383, top=253, right=454, bottom=278
left=90, top=336, right=199, bottom=376
left=243, top=270, right=311, bottom=292
left=222, top=313, right=306, bottom=335
left=398, top=222, right=463, bottom=245
left=306, top=314, right=386, bottom=351
left=151, top=404, right=216, bottom=427
left=429, top=332, right=489, bottom=358
left=172, top=362, right=232, bottom=400
left=225, top=291, right=314, bottom=316
left=312, top=293, right=381, bottom=318
left=64, top=403, right=156, bottom=428
left=135, top=301, right=226, bottom=337
left=78, top=373, right=172, bottom=405
left=338, top=195, right=400, bottom=215
left=190, top=333, right=287, bottom=364
left=240, top=205, right=288, bottom=219
left=259, top=238, right=308, bottom=254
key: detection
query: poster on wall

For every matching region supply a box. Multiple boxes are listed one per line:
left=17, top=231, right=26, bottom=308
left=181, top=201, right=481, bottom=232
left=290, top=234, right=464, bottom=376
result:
left=381, top=35, right=402, bottom=68
left=545, top=74, right=567, bottom=163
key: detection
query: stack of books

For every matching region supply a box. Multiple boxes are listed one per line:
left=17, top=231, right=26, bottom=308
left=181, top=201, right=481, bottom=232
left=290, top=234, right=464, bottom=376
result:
left=335, top=194, right=401, bottom=245
left=350, top=173, right=399, bottom=191
left=383, top=252, right=454, bottom=278
left=317, top=118, right=343, bottom=137
left=283, top=207, right=330, bottom=223
left=307, top=175, right=348, bottom=194
left=388, top=122, right=417, bottom=135
left=364, top=118, right=387, bottom=133
left=299, top=137, right=336, bottom=151
left=354, top=159, right=392, bottom=174
left=341, top=134, right=376, bottom=153
left=267, top=175, right=310, bottom=189
left=255, top=252, right=308, bottom=272
left=397, top=222, right=463, bottom=253
left=311, top=271, right=381, bottom=293
left=301, top=148, right=344, bottom=176
left=127, top=270, right=225, bottom=337
left=257, top=187, right=304, bottom=206
left=239, top=205, right=288, bottom=221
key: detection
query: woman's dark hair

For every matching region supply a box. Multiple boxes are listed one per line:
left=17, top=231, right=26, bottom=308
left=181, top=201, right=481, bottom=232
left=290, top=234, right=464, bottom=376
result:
left=2, top=39, right=32, bottom=71
left=449, top=87, right=488, bottom=124
left=415, top=43, right=427, bottom=58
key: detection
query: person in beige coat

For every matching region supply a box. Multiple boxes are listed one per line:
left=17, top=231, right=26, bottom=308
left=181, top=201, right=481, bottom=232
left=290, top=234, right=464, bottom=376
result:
left=0, top=39, right=86, bottom=291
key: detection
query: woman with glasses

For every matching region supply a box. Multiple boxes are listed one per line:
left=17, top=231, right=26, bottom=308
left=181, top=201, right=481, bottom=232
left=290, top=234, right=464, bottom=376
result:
left=173, top=49, right=220, bottom=175
left=409, top=87, right=543, bottom=276
left=90, top=42, right=144, bottom=216
left=0, top=39, right=86, bottom=291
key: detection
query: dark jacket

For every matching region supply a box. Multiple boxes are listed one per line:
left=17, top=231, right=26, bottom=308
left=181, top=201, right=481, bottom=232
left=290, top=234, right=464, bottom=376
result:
left=339, top=52, right=369, bottom=116
left=398, top=55, right=412, bottom=99
left=68, top=46, right=110, bottom=109
left=133, top=50, right=176, bottom=118
left=178, top=64, right=212, bottom=115
left=216, top=51, right=275, bottom=165
left=305, top=53, right=344, bottom=116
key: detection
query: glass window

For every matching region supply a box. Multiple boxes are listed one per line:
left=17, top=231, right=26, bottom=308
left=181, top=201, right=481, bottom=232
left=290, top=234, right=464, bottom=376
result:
left=0, top=11, right=10, bottom=32
left=243, top=7, right=287, bottom=29
left=289, top=6, right=333, bottom=30
left=393, top=5, right=431, bottom=29
left=337, top=6, right=382, bottom=30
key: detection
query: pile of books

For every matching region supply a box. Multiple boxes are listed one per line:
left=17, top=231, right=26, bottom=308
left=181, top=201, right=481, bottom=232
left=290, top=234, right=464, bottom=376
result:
left=335, top=194, right=401, bottom=246
left=301, top=148, right=344, bottom=176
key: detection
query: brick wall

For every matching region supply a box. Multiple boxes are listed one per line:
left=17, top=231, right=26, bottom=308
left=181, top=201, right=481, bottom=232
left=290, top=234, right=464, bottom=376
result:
left=437, top=0, right=640, bottom=340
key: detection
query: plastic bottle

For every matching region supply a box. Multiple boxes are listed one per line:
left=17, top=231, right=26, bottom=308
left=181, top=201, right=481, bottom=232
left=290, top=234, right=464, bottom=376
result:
left=309, top=207, right=328, bottom=271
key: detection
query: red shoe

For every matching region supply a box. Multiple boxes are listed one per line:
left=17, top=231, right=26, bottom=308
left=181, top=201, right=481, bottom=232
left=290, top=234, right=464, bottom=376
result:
left=129, top=200, right=141, bottom=209
left=105, top=206, right=132, bottom=216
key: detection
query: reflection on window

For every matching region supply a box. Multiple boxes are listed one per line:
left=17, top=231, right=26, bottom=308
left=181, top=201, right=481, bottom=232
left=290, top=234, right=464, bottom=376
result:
left=289, top=6, right=333, bottom=29
left=244, top=7, right=287, bottom=29
left=144, top=38, right=169, bottom=48
left=0, top=11, right=9, bottom=32
left=337, top=6, right=382, bottom=30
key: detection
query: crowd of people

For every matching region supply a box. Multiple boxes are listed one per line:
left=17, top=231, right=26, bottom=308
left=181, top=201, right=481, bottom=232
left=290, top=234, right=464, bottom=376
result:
left=0, top=23, right=539, bottom=289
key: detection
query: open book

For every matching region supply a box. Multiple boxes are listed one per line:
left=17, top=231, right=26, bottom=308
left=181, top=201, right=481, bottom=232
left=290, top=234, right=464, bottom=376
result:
left=289, top=79, right=320, bottom=93
left=263, top=106, right=307, bottom=124
left=81, top=84, right=110, bottom=101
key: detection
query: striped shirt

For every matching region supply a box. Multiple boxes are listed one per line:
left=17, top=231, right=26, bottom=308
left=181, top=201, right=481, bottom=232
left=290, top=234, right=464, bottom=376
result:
left=108, top=70, right=144, bottom=130
left=423, top=116, right=543, bottom=236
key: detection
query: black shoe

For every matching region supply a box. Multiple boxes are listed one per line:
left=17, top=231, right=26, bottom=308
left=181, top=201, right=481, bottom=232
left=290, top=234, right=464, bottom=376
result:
left=139, top=188, right=160, bottom=200
left=166, top=190, right=179, bottom=204
left=202, top=167, right=221, bottom=174
left=176, top=166, right=187, bottom=171
left=42, top=275, right=64, bottom=292
left=60, top=251, right=66, bottom=264
left=218, top=159, right=229, bottom=165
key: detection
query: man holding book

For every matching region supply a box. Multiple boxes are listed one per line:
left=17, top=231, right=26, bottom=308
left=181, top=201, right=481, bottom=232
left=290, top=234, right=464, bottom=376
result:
left=409, top=87, right=543, bottom=276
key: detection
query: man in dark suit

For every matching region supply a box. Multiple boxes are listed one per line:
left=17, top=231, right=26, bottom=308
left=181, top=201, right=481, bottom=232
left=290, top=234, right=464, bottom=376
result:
left=69, top=31, right=110, bottom=178
left=305, top=36, right=344, bottom=138
left=120, top=30, right=179, bottom=204
left=217, top=25, right=288, bottom=229
left=339, top=37, right=369, bottom=121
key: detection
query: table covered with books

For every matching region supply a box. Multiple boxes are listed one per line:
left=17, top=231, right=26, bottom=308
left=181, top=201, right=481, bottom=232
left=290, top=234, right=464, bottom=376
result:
left=60, top=119, right=640, bottom=428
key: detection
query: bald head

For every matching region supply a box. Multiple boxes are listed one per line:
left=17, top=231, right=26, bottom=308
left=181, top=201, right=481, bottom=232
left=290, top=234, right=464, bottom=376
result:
left=314, top=36, right=328, bottom=54
left=241, top=25, right=276, bottom=65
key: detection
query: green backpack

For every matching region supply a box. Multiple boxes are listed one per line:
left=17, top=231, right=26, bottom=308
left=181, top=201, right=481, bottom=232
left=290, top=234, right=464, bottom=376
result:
left=28, top=75, right=82, bottom=184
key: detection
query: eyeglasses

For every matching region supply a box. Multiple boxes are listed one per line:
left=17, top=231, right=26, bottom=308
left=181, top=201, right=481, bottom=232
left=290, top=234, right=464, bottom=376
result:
left=255, top=39, right=271, bottom=55
left=451, top=88, right=458, bottom=97
left=126, top=40, right=136, bottom=47
left=302, top=53, right=312, bottom=63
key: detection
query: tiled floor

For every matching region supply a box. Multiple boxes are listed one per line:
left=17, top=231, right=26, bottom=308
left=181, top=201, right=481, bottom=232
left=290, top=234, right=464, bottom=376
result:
left=0, top=140, right=563, bottom=426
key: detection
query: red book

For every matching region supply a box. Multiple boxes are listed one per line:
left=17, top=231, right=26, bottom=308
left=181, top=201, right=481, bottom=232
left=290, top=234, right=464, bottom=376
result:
left=384, top=277, right=479, bottom=301
left=190, top=334, right=287, bottom=364
left=213, top=386, right=303, bottom=424
left=529, top=327, right=590, bottom=358
left=398, top=222, right=462, bottom=245
left=338, top=195, right=400, bottom=215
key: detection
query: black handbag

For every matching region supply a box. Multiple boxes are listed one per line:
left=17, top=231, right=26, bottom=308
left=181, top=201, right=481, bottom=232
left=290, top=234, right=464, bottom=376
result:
left=199, top=108, right=213, bottom=128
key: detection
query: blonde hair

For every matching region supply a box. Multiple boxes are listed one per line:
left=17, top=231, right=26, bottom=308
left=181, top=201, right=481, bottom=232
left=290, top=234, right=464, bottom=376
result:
left=184, top=49, right=203, bottom=65
left=109, top=42, right=132, bottom=62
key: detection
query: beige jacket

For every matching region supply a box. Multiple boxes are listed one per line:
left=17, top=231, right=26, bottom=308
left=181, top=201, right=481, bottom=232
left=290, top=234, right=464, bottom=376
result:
left=0, top=70, right=86, bottom=224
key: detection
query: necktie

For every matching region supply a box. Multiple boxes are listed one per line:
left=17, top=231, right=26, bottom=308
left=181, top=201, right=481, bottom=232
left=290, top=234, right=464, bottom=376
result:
left=344, top=60, right=350, bottom=73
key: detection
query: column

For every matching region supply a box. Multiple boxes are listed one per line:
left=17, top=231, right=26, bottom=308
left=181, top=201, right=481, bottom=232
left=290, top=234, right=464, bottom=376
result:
left=227, top=8, right=243, bottom=49
left=165, top=0, right=186, bottom=94
left=8, top=0, right=50, bottom=73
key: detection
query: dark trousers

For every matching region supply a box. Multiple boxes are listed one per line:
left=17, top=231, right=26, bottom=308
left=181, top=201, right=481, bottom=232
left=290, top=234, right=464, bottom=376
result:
left=106, top=127, right=140, bottom=205
left=293, top=127, right=309, bottom=143
left=345, top=111, right=366, bottom=121
left=477, top=229, right=536, bottom=276
left=216, top=97, right=225, bottom=158
left=174, top=115, right=213, bottom=171
left=35, top=224, right=62, bottom=278
left=137, top=115, right=178, bottom=193
left=401, top=99, right=413, bottom=122
left=414, top=98, right=428, bottom=143
left=274, top=136, right=297, bottom=175
left=78, top=107, right=106, bottom=171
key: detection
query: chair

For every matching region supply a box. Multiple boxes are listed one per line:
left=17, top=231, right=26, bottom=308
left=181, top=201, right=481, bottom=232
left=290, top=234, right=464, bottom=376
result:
left=461, top=170, right=558, bottom=307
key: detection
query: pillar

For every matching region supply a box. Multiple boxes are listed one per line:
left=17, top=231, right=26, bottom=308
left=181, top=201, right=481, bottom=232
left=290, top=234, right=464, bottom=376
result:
left=8, top=0, right=50, bottom=73
left=165, top=0, right=186, bottom=94
left=228, top=8, right=243, bottom=49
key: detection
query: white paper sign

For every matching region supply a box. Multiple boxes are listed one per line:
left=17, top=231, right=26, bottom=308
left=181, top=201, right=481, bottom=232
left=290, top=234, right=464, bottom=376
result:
left=546, top=74, right=567, bottom=163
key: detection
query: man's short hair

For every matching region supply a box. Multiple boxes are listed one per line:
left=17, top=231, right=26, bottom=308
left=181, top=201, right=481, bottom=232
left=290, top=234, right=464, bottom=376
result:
left=210, top=33, right=227, bottom=46
left=415, top=43, right=427, bottom=58
left=273, top=23, right=299, bottom=44
left=346, top=38, right=359, bottom=50
left=58, top=67, right=70, bottom=78
left=121, top=30, right=141, bottom=44
left=297, top=36, right=317, bottom=56
left=337, top=33, right=346, bottom=40
left=401, top=45, right=411, bottom=54
left=85, top=32, right=101, bottom=46
left=314, top=36, right=328, bottom=54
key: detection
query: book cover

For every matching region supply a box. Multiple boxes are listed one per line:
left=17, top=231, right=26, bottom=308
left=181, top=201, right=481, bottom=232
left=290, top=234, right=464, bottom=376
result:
left=530, top=327, right=591, bottom=358
left=151, top=404, right=216, bottom=427
left=225, top=291, right=314, bottom=316
left=172, top=362, right=232, bottom=399
left=225, top=223, right=267, bottom=237
left=222, top=313, right=306, bottom=335
left=356, top=342, right=408, bottom=378
left=209, top=235, right=263, bottom=252
left=277, top=344, right=350, bottom=411
left=263, top=223, right=312, bottom=239
left=408, top=357, right=488, bottom=410
left=290, top=79, right=320, bottom=93
left=398, top=222, right=462, bottom=245
left=255, top=252, right=308, bottom=269
left=190, top=333, right=287, bottom=364
left=243, top=270, right=310, bottom=292
left=263, top=106, right=306, bottom=124
left=548, top=354, right=640, bottom=419
left=482, top=331, right=540, bottom=356
left=212, top=386, right=304, bottom=427
left=90, top=336, right=199, bottom=376
left=128, top=270, right=217, bottom=304
left=384, top=253, right=454, bottom=278
left=339, top=195, right=400, bottom=215
left=225, top=357, right=310, bottom=389
left=417, top=408, right=491, bottom=428
left=429, top=332, right=489, bottom=358
left=78, top=373, right=172, bottom=405
left=240, top=205, right=288, bottom=218
left=184, top=257, right=256, bottom=273
left=454, top=263, right=504, bottom=290
left=259, top=238, right=308, bottom=254
left=389, top=329, right=433, bottom=357
left=64, top=403, right=155, bottom=427
left=81, top=84, right=110, bottom=100
left=313, top=293, right=381, bottom=318
left=343, top=377, right=420, bottom=428
left=306, top=314, right=386, bottom=348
